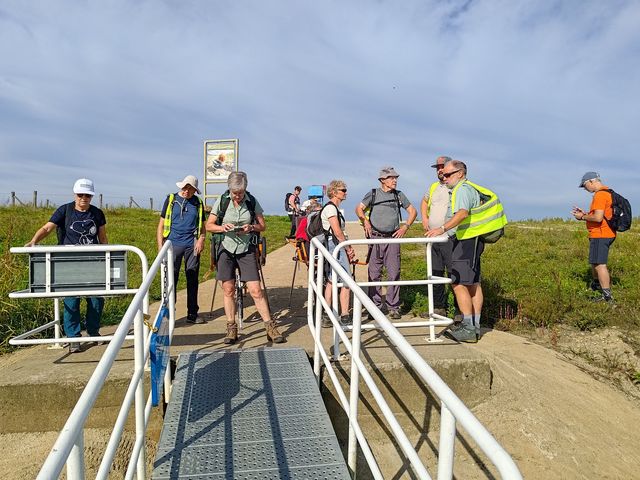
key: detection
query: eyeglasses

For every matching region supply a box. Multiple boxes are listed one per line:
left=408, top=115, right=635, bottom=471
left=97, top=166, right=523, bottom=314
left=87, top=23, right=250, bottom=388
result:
left=76, top=193, right=93, bottom=198
left=338, top=188, right=347, bottom=193
left=442, top=170, right=461, bottom=179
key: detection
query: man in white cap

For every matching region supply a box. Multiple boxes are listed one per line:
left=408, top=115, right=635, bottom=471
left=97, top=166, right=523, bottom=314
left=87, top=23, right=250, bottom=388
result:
left=157, top=175, right=206, bottom=323
left=571, top=172, right=616, bottom=303
left=356, top=167, right=417, bottom=319
left=25, top=178, right=108, bottom=353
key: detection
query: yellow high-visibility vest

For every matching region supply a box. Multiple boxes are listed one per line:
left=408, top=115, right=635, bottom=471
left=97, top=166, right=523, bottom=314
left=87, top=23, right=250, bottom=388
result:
left=426, top=181, right=439, bottom=214
left=451, top=180, right=507, bottom=240
left=162, top=193, right=204, bottom=239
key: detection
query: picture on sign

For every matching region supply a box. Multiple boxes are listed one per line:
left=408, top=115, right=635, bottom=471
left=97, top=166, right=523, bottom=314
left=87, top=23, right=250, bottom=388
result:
left=205, top=139, right=237, bottom=181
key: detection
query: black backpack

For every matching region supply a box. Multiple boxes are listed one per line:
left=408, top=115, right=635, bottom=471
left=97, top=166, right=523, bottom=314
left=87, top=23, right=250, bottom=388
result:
left=211, top=190, right=258, bottom=259
left=605, top=189, right=632, bottom=232
left=306, top=202, right=344, bottom=240
left=284, top=192, right=293, bottom=212
left=368, top=188, right=403, bottom=234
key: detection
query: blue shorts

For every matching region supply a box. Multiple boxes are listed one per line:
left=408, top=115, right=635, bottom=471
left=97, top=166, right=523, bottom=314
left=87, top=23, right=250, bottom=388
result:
left=325, top=237, right=352, bottom=281
left=589, top=237, right=615, bottom=265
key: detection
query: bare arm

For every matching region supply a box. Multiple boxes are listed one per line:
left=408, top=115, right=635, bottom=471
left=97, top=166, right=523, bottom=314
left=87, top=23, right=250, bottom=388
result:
left=98, top=225, right=108, bottom=244
left=393, top=204, right=418, bottom=238
left=156, top=217, right=165, bottom=250
left=24, top=221, right=57, bottom=246
left=355, top=202, right=372, bottom=237
left=425, top=209, right=469, bottom=237
left=328, top=215, right=355, bottom=260
left=572, top=206, right=604, bottom=223
left=420, top=197, right=429, bottom=232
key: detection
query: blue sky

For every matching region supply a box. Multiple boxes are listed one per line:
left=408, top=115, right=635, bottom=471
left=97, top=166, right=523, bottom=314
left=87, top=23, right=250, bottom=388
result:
left=1, top=0, right=638, bottom=220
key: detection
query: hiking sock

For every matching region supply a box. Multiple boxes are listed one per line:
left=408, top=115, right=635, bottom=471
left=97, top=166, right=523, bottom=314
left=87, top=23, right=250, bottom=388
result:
left=462, top=315, right=473, bottom=328
left=472, top=314, right=481, bottom=333
left=590, top=279, right=601, bottom=292
left=601, top=288, right=613, bottom=301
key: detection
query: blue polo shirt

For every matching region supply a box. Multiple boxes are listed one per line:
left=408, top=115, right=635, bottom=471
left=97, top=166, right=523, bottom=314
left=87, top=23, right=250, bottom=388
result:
left=161, top=193, right=203, bottom=247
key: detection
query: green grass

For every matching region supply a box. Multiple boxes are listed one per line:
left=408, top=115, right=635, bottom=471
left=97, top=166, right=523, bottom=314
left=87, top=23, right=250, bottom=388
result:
left=2, top=208, right=638, bottom=354
left=0, top=206, right=290, bottom=354
left=399, top=219, right=640, bottom=332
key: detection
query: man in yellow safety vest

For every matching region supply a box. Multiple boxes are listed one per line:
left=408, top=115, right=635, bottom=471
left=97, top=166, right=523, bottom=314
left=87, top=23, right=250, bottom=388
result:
left=426, top=160, right=507, bottom=342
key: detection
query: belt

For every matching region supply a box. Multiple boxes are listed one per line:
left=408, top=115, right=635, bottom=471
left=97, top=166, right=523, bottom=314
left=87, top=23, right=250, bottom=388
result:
left=370, top=230, right=394, bottom=238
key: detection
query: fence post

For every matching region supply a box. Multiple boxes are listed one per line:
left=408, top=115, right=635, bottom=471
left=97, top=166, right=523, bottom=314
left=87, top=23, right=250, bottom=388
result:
left=99, top=194, right=103, bottom=209
left=149, top=198, right=153, bottom=210
left=33, top=191, right=37, bottom=207
left=46, top=199, right=50, bottom=209
left=11, top=192, right=15, bottom=207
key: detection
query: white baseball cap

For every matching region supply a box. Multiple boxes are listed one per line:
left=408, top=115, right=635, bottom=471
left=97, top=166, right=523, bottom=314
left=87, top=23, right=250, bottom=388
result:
left=73, top=178, right=95, bottom=195
left=176, top=175, right=201, bottom=194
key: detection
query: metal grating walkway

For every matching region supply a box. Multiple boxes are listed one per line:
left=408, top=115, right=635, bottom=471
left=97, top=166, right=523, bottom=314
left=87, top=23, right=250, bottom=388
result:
left=152, top=347, right=351, bottom=479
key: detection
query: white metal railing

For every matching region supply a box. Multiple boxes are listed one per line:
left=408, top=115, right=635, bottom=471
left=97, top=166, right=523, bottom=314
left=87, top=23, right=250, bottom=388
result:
left=307, top=236, right=522, bottom=479
left=9, top=244, right=148, bottom=348
left=27, top=241, right=176, bottom=480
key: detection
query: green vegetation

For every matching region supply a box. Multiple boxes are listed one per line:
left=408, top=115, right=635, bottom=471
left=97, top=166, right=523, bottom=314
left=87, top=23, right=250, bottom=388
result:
left=0, top=206, right=290, bottom=353
left=1, top=208, right=638, bottom=354
left=399, top=220, right=640, bottom=332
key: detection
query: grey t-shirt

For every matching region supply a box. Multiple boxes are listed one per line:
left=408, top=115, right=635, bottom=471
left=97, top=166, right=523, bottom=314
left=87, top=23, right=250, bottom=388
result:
left=361, top=188, right=412, bottom=233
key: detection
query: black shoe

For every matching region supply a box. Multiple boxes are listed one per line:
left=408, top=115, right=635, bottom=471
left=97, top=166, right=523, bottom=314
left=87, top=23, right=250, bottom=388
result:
left=68, top=343, right=82, bottom=354
left=321, top=314, right=333, bottom=328
left=340, top=314, right=353, bottom=327
left=389, top=310, right=401, bottom=320
left=187, top=315, right=206, bottom=324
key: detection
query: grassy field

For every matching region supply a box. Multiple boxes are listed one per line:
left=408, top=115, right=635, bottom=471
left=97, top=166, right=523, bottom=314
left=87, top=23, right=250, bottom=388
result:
left=1, top=207, right=638, bottom=355
left=399, top=220, right=640, bottom=333
left=0, top=206, right=290, bottom=353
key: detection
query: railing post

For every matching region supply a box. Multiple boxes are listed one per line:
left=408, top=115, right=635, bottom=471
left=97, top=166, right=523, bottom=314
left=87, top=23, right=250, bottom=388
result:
left=331, top=248, right=340, bottom=361
left=164, top=246, right=176, bottom=401
left=134, top=308, right=146, bottom=479
left=437, top=404, right=456, bottom=480
left=52, top=298, right=62, bottom=349
left=426, top=242, right=437, bottom=342
left=312, top=243, right=324, bottom=383
left=67, top=430, right=85, bottom=480
left=347, top=296, right=363, bottom=474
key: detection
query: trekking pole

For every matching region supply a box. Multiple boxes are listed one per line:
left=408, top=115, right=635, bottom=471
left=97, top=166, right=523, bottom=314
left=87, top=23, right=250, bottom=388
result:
left=288, top=253, right=298, bottom=308
left=209, top=279, right=219, bottom=316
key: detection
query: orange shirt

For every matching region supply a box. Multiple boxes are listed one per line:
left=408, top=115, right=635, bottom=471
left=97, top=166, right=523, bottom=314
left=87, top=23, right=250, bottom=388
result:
left=587, top=187, right=615, bottom=238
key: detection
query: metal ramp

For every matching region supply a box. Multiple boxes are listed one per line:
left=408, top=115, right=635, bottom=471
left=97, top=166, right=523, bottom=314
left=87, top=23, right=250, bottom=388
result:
left=153, top=348, right=351, bottom=479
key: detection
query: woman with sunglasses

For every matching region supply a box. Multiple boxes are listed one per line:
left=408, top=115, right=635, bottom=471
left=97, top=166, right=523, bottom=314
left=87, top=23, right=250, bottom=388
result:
left=320, top=179, right=356, bottom=327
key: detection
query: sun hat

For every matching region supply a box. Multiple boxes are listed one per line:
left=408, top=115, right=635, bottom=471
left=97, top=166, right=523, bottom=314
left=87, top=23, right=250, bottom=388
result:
left=73, top=178, right=95, bottom=195
left=176, top=175, right=201, bottom=194
left=578, top=171, right=599, bottom=188
left=378, top=167, right=399, bottom=179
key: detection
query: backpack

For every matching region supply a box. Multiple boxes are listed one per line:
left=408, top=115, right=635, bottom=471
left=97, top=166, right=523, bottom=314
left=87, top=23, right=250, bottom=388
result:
left=605, top=189, right=632, bottom=232
left=306, top=202, right=344, bottom=240
left=368, top=188, right=403, bottom=234
left=56, top=202, right=101, bottom=245
left=284, top=192, right=293, bottom=212
left=211, top=190, right=258, bottom=260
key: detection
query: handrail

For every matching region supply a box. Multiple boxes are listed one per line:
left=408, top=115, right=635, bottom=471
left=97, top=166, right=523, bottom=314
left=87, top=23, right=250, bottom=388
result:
left=9, top=244, right=149, bottom=348
left=35, top=241, right=175, bottom=480
left=307, top=236, right=522, bottom=479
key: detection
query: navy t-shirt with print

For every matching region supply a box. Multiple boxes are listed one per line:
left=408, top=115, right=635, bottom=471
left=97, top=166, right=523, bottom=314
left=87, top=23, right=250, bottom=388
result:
left=160, top=194, right=203, bottom=247
left=50, top=203, right=106, bottom=245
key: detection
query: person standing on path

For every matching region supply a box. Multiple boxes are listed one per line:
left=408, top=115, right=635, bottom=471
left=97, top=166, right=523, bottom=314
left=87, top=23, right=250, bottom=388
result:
left=287, top=186, right=302, bottom=238
left=420, top=155, right=456, bottom=316
left=355, top=167, right=417, bottom=319
left=157, top=175, right=206, bottom=324
left=206, top=171, right=284, bottom=344
left=571, top=172, right=616, bottom=303
left=426, top=161, right=483, bottom=342
left=25, top=178, right=108, bottom=353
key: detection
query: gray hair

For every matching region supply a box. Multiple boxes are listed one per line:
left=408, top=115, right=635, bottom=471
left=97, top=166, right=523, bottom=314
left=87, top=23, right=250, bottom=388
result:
left=449, top=160, right=467, bottom=175
left=228, top=171, right=248, bottom=192
left=327, top=179, right=347, bottom=198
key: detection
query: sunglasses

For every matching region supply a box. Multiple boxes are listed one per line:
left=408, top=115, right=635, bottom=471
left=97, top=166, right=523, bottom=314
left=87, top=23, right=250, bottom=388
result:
left=442, top=169, right=461, bottom=179
left=76, top=193, right=93, bottom=198
left=338, top=188, right=347, bottom=192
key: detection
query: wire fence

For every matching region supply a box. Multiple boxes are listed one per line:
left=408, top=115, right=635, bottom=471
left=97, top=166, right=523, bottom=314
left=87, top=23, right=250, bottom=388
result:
left=0, top=191, right=162, bottom=210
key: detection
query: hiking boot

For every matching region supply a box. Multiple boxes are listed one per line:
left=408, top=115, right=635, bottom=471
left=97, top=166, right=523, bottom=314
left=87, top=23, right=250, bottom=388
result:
left=224, top=323, right=238, bottom=344
left=339, top=314, right=353, bottom=327
left=68, top=343, right=83, bottom=354
left=589, top=280, right=601, bottom=292
left=592, top=295, right=615, bottom=304
left=446, top=323, right=478, bottom=343
left=265, top=321, right=284, bottom=343
left=389, top=310, right=401, bottom=320
left=433, top=308, right=447, bottom=317
left=321, top=314, right=333, bottom=328
left=187, top=314, right=206, bottom=324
